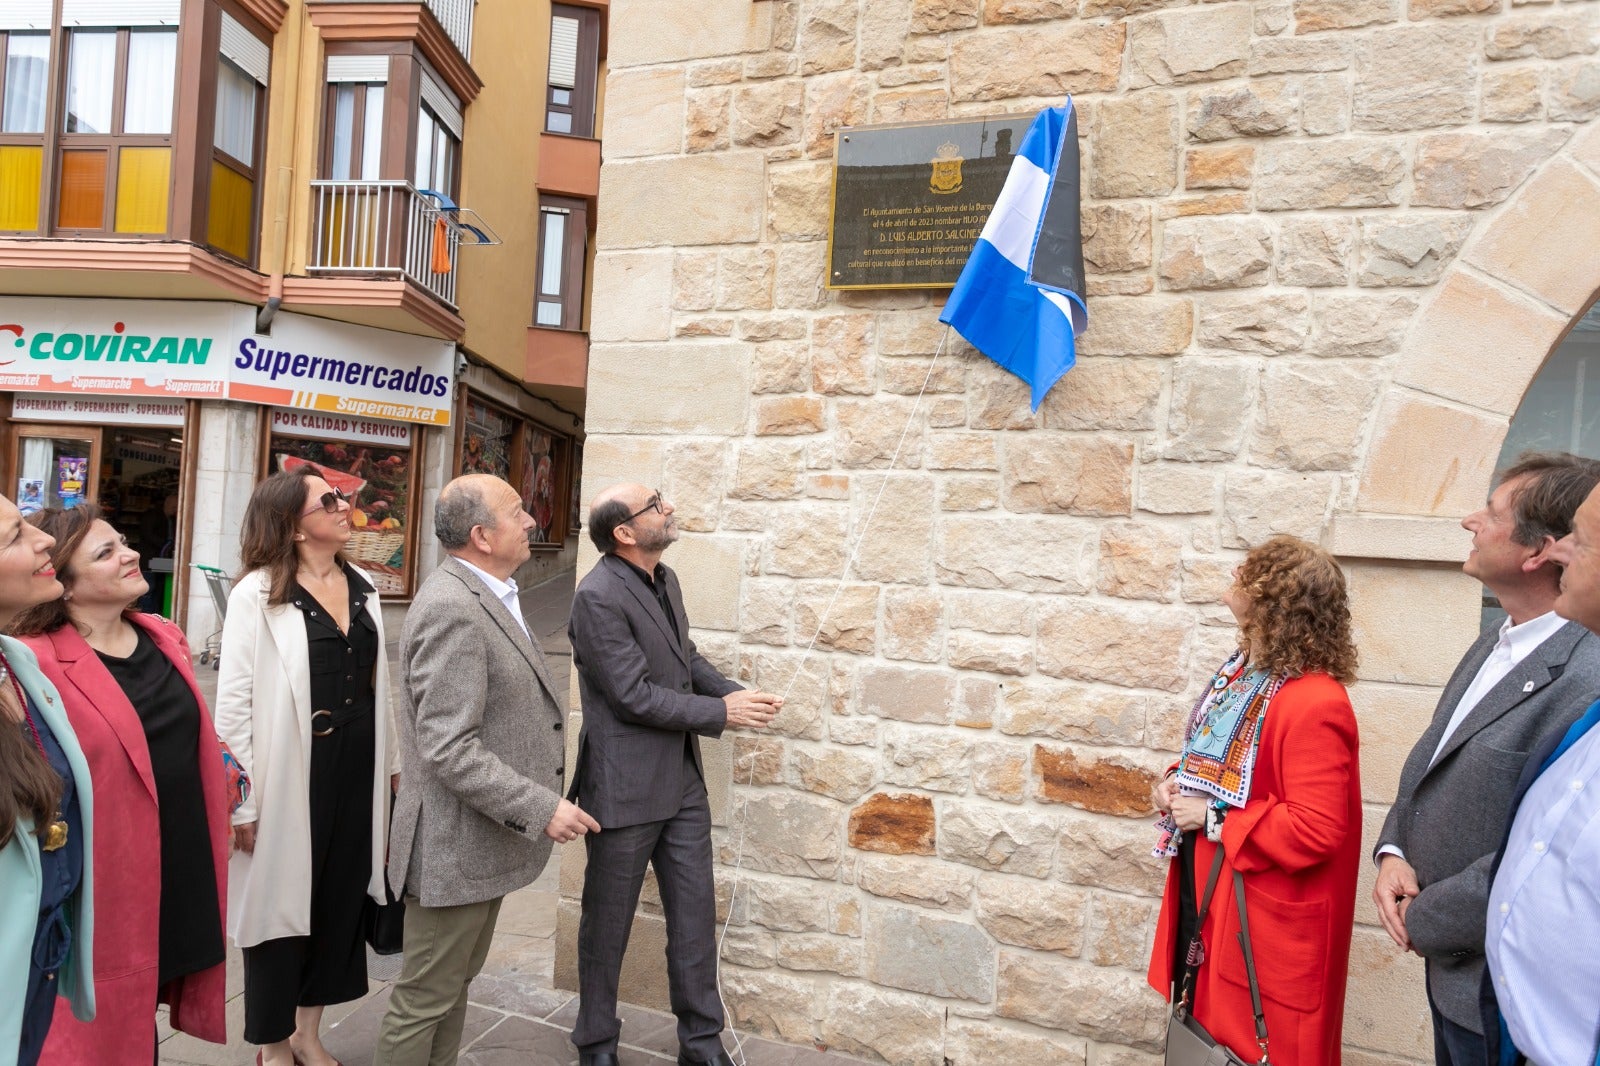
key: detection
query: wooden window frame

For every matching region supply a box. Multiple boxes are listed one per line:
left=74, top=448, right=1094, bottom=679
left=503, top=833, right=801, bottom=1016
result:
left=321, top=79, right=388, bottom=180
left=414, top=99, right=460, bottom=201
left=545, top=4, right=598, bottom=140
left=0, top=28, right=53, bottom=234
left=203, top=4, right=270, bottom=266
left=451, top=390, right=574, bottom=549
left=534, top=195, right=588, bottom=332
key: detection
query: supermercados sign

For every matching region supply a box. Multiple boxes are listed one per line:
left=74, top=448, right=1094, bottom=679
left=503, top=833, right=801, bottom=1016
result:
left=0, top=298, right=455, bottom=427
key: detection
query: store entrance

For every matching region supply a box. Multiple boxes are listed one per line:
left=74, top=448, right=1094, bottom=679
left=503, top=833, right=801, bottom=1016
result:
left=9, top=423, right=187, bottom=618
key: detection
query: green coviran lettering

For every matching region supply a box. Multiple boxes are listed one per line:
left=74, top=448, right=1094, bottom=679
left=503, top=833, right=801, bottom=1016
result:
left=28, top=332, right=214, bottom=365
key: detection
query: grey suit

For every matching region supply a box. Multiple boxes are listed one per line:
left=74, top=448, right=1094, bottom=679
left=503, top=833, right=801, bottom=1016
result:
left=376, top=557, right=566, bottom=1066
left=1377, top=619, right=1600, bottom=1035
left=568, top=553, right=741, bottom=1059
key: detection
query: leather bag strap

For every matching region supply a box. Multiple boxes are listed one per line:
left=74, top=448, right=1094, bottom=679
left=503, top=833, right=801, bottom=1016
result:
left=1176, top=845, right=1228, bottom=1011
left=1232, top=869, right=1271, bottom=1061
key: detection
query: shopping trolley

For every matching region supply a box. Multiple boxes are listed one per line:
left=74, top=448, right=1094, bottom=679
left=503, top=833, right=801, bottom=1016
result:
left=192, top=564, right=233, bottom=670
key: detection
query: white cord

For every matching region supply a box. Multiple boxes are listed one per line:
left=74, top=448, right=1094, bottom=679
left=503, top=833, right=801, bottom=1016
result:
left=713, top=325, right=952, bottom=1065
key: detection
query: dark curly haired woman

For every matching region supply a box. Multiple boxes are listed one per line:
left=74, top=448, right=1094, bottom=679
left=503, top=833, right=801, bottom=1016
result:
left=1148, top=535, right=1362, bottom=1066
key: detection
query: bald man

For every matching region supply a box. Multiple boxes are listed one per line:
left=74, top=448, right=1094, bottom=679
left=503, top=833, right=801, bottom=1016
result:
left=567, top=484, right=781, bottom=1066
left=376, top=475, right=598, bottom=1066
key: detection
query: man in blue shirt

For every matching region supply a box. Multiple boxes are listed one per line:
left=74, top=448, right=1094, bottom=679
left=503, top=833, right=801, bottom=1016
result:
left=1484, top=481, right=1600, bottom=1066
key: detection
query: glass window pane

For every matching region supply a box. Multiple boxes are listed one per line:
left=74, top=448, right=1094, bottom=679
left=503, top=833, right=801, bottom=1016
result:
left=551, top=88, right=571, bottom=106
left=214, top=61, right=257, bottom=164
left=57, top=148, right=107, bottom=228
left=124, top=31, right=177, bottom=135
left=545, top=110, right=571, bottom=134
left=330, top=84, right=355, bottom=179
left=0, top=145, right=43, bottom=230
left=415, top=107, right=435, bottom=188
left=65, top=31, right=115, bottom=134
left=360, top=84, right=383, bottom=181
left=536, top=300, right=563, bottom=327
left=2, top=33, right=49, bottom=134
left=539, top=210, right=566, bottom=297
left=114, top=146, right=170, bottom=233
left=208, top=160, right=253, bottom=260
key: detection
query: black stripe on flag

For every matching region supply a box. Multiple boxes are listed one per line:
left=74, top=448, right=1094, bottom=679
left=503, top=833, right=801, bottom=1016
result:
left=1026, top=105, right=1085, bottom=302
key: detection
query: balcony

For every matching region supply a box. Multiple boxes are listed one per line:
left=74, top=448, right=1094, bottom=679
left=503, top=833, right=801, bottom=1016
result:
left=308, top=180, right=463, bottom=308
left=426, top=0, right=473, bottom=60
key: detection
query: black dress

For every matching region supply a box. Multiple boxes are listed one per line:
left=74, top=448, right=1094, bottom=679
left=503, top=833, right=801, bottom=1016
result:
left=96, top=626, right=225, bottom=986
left=241, top=567, right=378, bottom=1045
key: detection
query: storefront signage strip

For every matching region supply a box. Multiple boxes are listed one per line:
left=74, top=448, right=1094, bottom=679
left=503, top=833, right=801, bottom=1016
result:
left=9, top=395, right=187, bottom=427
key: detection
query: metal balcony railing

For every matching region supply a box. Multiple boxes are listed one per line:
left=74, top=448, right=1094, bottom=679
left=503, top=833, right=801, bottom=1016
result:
left=307, top=180, right=461, bottom=309
left=426, top=0, right=473, bottom=60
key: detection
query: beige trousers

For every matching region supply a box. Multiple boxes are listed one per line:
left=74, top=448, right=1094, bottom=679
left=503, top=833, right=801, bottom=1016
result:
left=372, top=896, right=503, bottom=1066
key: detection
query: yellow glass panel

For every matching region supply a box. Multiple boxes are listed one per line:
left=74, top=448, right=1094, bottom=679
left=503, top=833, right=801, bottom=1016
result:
left=0, top=146, right=43, bottom=231
left=114, top=147, right=171, bottom=233
left=208, top=161, right=254, bottom=261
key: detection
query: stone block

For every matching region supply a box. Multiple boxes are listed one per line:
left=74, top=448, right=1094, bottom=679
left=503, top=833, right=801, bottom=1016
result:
left=751, top=341, right=809, bottom=394
left=597, top=154, right=765, bottom=247
left=765, top=506, right=848, bottom=577
left=1467, top=160, right=1600, bottom=317
left=1357, top=214, right=1475, bottom=288
left=1348, top=563, right=1481, bottom=686
left=941, top=477, right=1000, bottom=511
left=943, top=631, right=1030, bottom=675
left=1357, top=391, right=1506, bottom=518
left=795, top=583, right=879, bottom=656
left=1195, top=291, right=1310, bottom=354
left=811, top=313, right=877, bottom=395
left=1350, top=681, right=1435, bottom=804
left=739, top=579, right=792, bottom=646
left=1250, top=36, right=1353, bottom=75
left=1549, top=60, right=1600, bottom=122
left=1160, top=216, right=1273, bottom=290
left=984, top=0, right=1075, bottom=21
left=768, top=160, right=833, bottom=241
left=1036, top=600, right=1192, bottom=692
left=1410, top=0, right=1496, bottom=13
left=1082, top=202, right=1154, bottom=273
left=975, top=874, right=1089, bottom=954
left=776, top=242, right=829, bottom=310
left=820, top=983, right=946, bottom=1066
left=609, top=0, right=773, bottom=66
left=1082, top=0, right=1189, bottom=13
left=959, top=678, right=1000, bottom=730
left=789, top=744, right=880, bottom=803
left=1312, top=293, right=1419, bottom=359
left=1002, top=436, right=1134, bottom=517
left=925, top=433, right=998, bottom=471
left=856, top=854, right=975, bottom=910
left=1165, top=360, right=1256, bottom=461
left=580, top=436, right=667, bottom=502
left=1043, top=358, right=1164, bottom=432
left=603, top=68, right=685, bottom=157
left=732, top=440, right=804, bottom=501
left=938, top=802, right=1059, bottom=877
left=860, top=0, right=912, bottom=70
left=866, top=904, right=995, bottom=1002
left=851, top=473, right=937, bottom=583
left=663, top=439, right=727, bottom=532
left=1138, top=464, right=1216, bottom=516
left=883, top=724, right=972, bottom=793
left=1086, top=892, right=1162, bottom=970
left=912, top=0, right=980, bottom=32
left=738, top=649, right=828, bottom=740
left=1354, top=24, right=1478, bottom=132
left=588, top=342, right=751, bottom=435
left=950, top=22, right=1125, bottom=100
left=743, top=875, right=832, bottom=933
left=1098, top=520, right=1183, bottom=601
left=995, top=952, right=1168, bottom=1047
left=673, top=250, right=718, bottom=312
left=1128, top=4, right=1252, bottom=88
left=828, top=717, right=879, bottom=747
left=858, top=662, right=959, bottom=725
left=998, top=678, right=1149, bottom=746
left=1078, top=296, right=1194, bottom=357
left=1091, top=92, right=1179, bottom=198
left=971, top=741, right=1029, bottom=802
left=803, top=73, right=870, bottom=159
left=716, top=247, right=776, bottom=311
left=946, top=589, right=1033, bottom=635
left=849, top=792, right=937, bottom=855
left=800, top=0, right=859, bottom=75
left=1481, top=66, right=1545, bottom=124
left=880, top=586, right=944, bottom=662
left=685, top=86, right=730, bottom=153
left=1034, top=745, right=1158, bottom=817
left=1251, top=362, right=1382, bottom=471
left=1056, top=812, right=1167, bottom=896
left=1221, top=469, right=1336, bottom=547
left=1413, top=128, right=1568, bottom=209
left=935, top=515, right=1096, bottom=593
left=774, top=932, right=863, bottom=976
left=733, top=735, right=785, bottom=786
left=725, top=791, right=842, bottom=879
left=1341, top=926, right=1433, bottom=1061
left=946, top=1017, right=1087, bottom=1066
left=1184, top=145, right=1254, bottom=189
left=1187, top=81, right=1298, bottom=142
left=1485, top=9, right=1600, bottom=61
left=836, top=397, right=925, bottom=469
left=1276, top=216, right=1354, bottom=288
left=720, top=966, right=817, bottom=1045
left=1294, top=0, right=1398, bottom=31
left=1257, top=140, right=1405, bottom=209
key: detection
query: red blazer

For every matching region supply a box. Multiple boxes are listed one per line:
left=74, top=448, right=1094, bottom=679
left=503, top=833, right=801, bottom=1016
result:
left=1149, top=672, right=1362, bottom=1066
left=23, top=614, right=230, bottom=1060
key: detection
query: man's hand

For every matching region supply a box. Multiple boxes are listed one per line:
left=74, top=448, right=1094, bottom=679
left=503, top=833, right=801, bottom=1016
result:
left=1169, top=795, right=1207, bottom=832
left=233, top=821, right=257, bottom=854
left=1152, top=774, right=1179, bottom=813
left=724, top=689, right=783, bottom=729
left=545, top=799, right=601, bottom=844
left=1374, top=854, right=1420, bottom=951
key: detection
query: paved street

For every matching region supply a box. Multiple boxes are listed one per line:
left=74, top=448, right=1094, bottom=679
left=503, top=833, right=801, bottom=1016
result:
left=161, top=568, right=868, bottom=1066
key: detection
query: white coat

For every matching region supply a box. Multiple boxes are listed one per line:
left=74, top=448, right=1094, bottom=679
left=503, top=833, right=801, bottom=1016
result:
left=212, top=566, right=397, bottom=949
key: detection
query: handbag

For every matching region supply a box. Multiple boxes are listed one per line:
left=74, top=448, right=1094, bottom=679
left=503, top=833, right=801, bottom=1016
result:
left=1165, top=846, right=1272, bottom=1066
left=365, top=790, right=406, bottom=956
left=219, top=737, right=250, bottom=815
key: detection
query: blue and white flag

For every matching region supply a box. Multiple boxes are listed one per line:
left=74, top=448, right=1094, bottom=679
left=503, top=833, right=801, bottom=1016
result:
left=938, top=100, right=1088, bottom=411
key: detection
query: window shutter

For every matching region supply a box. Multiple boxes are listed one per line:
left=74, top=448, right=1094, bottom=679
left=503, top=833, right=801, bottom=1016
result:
left=326, top=55, right=389, bottom=83
left=0, top=1, right=51, bottom=30
left=220, top=13, right=269, bottom=86
left=419, top=61, right=463, bottom=140
left=61, top=0, right=180, bottom=26
left=548, top=15, right=578, bottom=90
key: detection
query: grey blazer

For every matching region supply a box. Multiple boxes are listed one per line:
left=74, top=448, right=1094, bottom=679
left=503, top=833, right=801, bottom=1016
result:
left=1376, top=618, right=1600, bottom=1031
left=388, top=557, right=566, bottom=908
left=567, top=554, right=741, bottom=829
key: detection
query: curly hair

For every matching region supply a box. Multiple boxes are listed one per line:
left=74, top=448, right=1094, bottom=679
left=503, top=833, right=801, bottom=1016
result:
left=1234, top=535, right=1358, bottom=684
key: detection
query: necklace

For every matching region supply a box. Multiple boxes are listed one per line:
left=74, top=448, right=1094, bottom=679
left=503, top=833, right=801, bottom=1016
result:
left=0, top=653, right=71, bottom=853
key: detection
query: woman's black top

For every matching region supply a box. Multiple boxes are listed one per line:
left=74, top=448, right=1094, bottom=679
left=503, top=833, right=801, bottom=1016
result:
left=29, top=696, right=84, bottom=976
left=292, top=566, right=379, bottom=733
left=97, top=625, right=225, bottom=985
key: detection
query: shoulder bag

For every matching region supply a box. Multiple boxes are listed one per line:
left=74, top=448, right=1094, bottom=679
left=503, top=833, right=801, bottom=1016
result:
left=1165, top=846, right=1272, bottom=1066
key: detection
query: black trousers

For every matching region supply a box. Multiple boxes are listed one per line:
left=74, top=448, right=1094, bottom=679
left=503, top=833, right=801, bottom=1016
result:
left=573, top=751, right=724, bottom=1059
left=242, top=713, right=375, bottom=1044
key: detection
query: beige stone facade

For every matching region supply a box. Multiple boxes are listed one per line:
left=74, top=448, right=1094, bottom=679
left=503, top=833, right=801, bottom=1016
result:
left=561, top=1, right=1600, bottom=1062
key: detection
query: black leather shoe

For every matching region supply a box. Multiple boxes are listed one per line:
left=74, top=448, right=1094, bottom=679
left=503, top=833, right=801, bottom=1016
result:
left=677, top=1053, right=736, bottom=1066
left=579, top=1054, right=620, bottom=1066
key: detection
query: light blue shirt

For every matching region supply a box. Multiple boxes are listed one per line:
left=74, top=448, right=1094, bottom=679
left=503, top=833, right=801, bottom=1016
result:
left=454, top=557, right=531, bottom=643
left=1485, top=720, right=1600, bottom=1066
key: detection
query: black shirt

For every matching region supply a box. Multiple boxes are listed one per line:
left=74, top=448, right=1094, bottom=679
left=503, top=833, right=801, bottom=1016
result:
left=620, top=557, right=681, bottom=643
left=96, top=625, right=224, bottom=984
left=292, top=566, right=379, bottom=731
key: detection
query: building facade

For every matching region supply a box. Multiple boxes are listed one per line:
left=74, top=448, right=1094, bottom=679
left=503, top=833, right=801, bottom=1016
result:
left=563, top=1, right=1600, bottom=1063
left=0, top=0, right=606, bottom=634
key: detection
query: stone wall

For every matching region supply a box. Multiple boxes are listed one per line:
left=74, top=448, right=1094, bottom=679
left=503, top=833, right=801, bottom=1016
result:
left=563, top=1, right=1600, bottom=1063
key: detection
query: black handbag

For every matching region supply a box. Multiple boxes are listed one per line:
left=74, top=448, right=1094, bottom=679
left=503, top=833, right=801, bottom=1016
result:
left=365, top=793, right=406, bottom=956
left=1165, top=846, right=1271, bottom=1066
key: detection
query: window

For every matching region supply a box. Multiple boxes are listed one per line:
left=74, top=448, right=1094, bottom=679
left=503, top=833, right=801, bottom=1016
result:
left=325, top=82, right=385, bottom=181
left=534, top=196, right=587, bottom=330
left=207, top=12, right=269, bottom=264
left=0, top=31, right=49, bottom=231
left=2, top=32, right=48, bottom=132
left=415, top=103, right=458, bottom=198
left=546, top=5, right=598, bottom=138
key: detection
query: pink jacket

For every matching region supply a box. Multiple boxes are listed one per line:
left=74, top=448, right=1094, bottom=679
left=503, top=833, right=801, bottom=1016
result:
left=23, top=614, right=230, bottom=1060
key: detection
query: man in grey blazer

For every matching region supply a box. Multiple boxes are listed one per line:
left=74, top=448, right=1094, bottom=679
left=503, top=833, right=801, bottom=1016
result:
left=568, top=483, right=782, bottom=1066
left=1374, top=452, right=1600, bottom=1066
left=375, top=474, right=600, bottom=1066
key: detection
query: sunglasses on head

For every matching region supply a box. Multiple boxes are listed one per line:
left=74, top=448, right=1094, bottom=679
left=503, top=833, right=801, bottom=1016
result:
left=302, top=488, right=350, bottom=516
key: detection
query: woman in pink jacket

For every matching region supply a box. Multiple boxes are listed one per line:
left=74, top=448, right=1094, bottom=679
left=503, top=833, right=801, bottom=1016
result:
left=11, top=504, right=229, bottom=1062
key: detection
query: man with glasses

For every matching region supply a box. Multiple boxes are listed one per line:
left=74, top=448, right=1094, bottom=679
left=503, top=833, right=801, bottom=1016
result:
left=567, top=483, right=782, bottom=1066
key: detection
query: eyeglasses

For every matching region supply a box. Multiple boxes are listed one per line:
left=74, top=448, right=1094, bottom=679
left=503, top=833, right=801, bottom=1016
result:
left=622, top=491, right=665, bottom=524
left=301, top=488, right=350, bottom=517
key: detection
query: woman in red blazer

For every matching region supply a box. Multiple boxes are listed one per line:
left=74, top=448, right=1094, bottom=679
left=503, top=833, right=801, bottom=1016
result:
left=10, top=504, right=229, bottom=1062
left=1149, top=535, right=1362, bottom=1066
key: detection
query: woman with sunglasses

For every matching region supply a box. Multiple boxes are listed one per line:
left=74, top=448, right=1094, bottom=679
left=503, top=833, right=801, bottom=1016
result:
left=10, top=504, right=228, bottom=1064
left=215, top=468, right=399, bottom=1066
left=0, top=491, right=94, bottom=1066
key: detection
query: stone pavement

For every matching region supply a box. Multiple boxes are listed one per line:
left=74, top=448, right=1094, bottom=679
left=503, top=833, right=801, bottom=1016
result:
left=163, top=568, right=870, bottom=1066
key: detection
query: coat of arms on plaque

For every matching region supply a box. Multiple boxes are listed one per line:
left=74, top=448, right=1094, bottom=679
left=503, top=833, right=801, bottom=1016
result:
left=929, top=141, right=964, bottom=195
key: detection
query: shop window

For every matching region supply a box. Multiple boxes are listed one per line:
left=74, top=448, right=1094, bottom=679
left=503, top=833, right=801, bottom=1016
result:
left=534, top=196, right=587, bottom=330
left=207, top=14, right=269, bottom=264
left=545, top=5, right=598, bottom=139
left=459, top=393, right=573, bottom=548
left=460, top=396, right=516, bottom=480
left=519, top=423, right=569, bottom=547
left=0, top=30, right=49, bottom=231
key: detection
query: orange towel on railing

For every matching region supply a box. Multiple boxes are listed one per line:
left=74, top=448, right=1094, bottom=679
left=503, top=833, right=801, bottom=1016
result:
left=431, top=216, right=452, bottom=274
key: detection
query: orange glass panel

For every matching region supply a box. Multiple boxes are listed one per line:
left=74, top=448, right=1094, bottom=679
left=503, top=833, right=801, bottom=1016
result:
left=57, top=149, right=107, bottom=229
left=0, top=146, right=43, bottom=231
left=114, top=146, right=171, bottom=233
left=207, top=161, right=253, bottom=261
